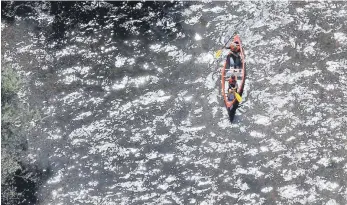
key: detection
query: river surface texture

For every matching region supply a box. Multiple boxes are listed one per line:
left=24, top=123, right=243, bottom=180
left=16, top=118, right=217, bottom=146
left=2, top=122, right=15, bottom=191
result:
left=1, top=1, right=347, bottom=205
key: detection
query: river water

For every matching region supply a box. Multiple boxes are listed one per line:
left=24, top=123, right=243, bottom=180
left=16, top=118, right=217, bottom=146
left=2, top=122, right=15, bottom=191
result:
left=1, top=1, right=347, bottom=204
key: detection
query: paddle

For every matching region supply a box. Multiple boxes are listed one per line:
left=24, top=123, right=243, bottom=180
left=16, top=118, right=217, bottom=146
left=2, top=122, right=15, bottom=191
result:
left=235, top=92, right=242, bottom=103
left=215, top=33, right=234, bottom=58
left=229, top=88, right=242, bottom=103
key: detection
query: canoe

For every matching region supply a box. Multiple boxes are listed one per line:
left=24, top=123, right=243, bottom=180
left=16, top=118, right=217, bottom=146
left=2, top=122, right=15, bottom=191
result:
left=221, top=35, right=246, bottom=111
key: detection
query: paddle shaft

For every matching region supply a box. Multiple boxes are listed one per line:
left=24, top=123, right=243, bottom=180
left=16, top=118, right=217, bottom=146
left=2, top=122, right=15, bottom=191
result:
left=215, top=33, right=235, bottom=58
left=221, top=34, right=235, bottom=50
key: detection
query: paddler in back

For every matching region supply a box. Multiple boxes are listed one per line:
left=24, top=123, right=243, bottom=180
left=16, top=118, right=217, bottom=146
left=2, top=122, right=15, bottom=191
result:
left=228, top=74, right=238, bottom=91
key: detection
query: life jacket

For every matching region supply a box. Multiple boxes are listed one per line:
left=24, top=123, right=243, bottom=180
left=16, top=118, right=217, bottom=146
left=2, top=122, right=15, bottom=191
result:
left=228, top=78, right=236, bottom=85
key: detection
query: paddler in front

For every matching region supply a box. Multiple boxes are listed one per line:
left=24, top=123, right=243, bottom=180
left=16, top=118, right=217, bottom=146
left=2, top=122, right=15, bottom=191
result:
left=226, top=41, right=241, bottom=69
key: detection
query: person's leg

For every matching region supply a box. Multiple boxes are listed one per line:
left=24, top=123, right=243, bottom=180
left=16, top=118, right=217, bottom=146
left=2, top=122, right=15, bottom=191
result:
left=230, top=54, right=239, bottom=68
left=226, top=54, right=232, bottom=68
left=229, top=56, right=235, bottom=68
left=228, top=94, right=235, bottom=101
left=235, top=57, right=241, bottom=68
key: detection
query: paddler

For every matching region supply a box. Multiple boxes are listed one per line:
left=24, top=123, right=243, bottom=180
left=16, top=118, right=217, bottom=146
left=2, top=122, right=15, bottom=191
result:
left=228, top=74, right=238, bottom=91
left=225, top=41, right=241, bottom=68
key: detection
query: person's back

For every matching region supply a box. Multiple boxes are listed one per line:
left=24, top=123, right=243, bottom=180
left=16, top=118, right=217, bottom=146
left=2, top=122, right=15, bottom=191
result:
left=228, top=75, right=238, bottom=91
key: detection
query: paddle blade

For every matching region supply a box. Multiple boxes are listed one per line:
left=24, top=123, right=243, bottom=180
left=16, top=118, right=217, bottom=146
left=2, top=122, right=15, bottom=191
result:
left=235, top=92, right=242, bottom=103
left=215, top=50, right=222, bottom=58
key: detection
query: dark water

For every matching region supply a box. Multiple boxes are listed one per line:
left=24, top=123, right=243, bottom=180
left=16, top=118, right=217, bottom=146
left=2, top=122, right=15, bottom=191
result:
left=2, top=1, right=347, bottom=204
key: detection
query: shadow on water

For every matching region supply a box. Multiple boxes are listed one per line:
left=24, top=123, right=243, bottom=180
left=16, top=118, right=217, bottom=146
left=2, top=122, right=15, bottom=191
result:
left=1, top=162, right=52, bottom=205
left=228, top=103, right=239, bottom=122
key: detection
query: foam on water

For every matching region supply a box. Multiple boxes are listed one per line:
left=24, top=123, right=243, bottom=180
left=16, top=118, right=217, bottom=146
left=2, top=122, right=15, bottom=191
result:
left=194, top=33, right=202, bottom=41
